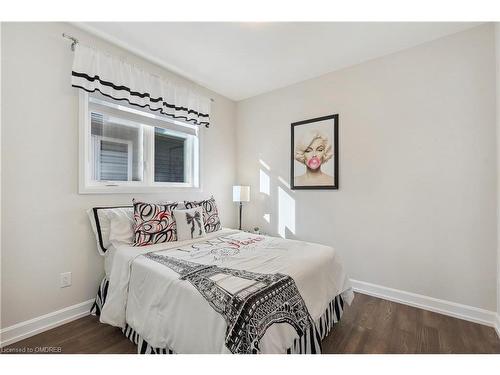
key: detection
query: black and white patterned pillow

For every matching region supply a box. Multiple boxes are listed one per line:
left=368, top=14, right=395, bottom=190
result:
left=132, top=200, right=179, bottom=246
left=184, top=196, right=221, bottom=233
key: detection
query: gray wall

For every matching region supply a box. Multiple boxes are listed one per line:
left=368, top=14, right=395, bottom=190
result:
left=236, top=24, right=497, bottom=311
left=1, top=22, right=237, bottom=328
left=495, top=24, right=500, bottom=324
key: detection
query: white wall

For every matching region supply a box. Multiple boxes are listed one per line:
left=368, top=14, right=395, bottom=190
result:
left=0, top=22, right=3, bottom=331
left=1, top=22, right=237, bottom=328
left=495, top=23, right=500, bottom=325
left=236, top=24, right=497, bottom=311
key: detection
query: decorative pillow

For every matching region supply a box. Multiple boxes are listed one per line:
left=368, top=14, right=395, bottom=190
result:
left=184, top=196, right=221, bottom=233
left=87, top=206, right=133, bottom=255
left=158, top=201, right=185, bottom=210
left=133, top=200, right=179, bottom=246
left=173, top=207, right=206, bottom=241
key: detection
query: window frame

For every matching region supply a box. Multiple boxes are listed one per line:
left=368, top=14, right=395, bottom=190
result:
left=78, top=91, right=203, bottom=194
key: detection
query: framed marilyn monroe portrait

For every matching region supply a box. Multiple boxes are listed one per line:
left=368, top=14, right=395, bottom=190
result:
left=291, top=114, right=339, bottom=190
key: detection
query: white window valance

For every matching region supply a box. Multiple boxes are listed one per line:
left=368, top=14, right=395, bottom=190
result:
left=71, top=44, right=211, bottom=127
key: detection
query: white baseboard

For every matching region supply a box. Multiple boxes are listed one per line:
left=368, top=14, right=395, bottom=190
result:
left=350, top=279, right=498, bottom=331
left=0, top=299, right=94, bottom=347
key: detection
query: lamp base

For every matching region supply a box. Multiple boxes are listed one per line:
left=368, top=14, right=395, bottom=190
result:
left=238, top=202, right=243, bottom=231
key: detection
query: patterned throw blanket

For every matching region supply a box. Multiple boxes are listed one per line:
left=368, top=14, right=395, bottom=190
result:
left=144, top=252, right=314, bottom=354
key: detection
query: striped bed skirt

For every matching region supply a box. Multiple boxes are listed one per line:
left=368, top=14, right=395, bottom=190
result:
left=91, top=277, right=348, bottom=354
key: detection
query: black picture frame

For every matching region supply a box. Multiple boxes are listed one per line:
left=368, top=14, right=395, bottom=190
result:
left=290, top=114, right=339, bottom=190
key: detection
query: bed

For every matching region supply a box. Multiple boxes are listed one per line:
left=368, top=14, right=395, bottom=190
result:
left=89, top=205, right=353, bottom=354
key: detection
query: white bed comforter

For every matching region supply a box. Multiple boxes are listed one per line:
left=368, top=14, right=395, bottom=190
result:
left=101, top=229, right=352, bottom=353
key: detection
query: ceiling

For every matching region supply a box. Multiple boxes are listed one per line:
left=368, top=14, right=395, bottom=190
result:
left=76, top=22, right=482, bottom=101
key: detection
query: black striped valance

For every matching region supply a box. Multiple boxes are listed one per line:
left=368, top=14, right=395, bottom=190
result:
left=72, top=45, right=211, bottom=127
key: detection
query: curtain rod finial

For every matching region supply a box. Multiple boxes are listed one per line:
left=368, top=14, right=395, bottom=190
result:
left=62, top=33, right=78, bottom=51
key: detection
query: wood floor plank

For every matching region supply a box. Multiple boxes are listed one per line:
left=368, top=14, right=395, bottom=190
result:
left=340, top=325, right=369, bottom=353
left=3, top=292, right=499, bottom=354
left=416, top=325, right=440, bottom=353
left=387, top=327, right=417, bottom=354
left=322, top=322, right=354, bottom=353
left=373, top=298, right=396, bottom=334
left=360, top=327, right=390, bottom=354
left=354, top=294, right=380, bottom=330
left=436, top=321, right=465, bottom=354
left=394, top=302, right=418, bottom=334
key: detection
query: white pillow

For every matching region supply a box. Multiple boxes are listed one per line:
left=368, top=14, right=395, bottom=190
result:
left=87, top=206, right=133, bottom=255
left=173, top=207, right=206, bottom=241
left=108, top=209, right=135, bottom=246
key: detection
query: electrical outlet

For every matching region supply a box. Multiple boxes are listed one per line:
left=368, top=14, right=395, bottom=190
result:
left=60, top=272, right=72, bottom=288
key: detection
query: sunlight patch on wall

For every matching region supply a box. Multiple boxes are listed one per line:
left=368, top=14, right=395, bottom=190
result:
left=260, top=169, right=270, bottom=195
left=278, top=186, right=295, bottom=238
left=259, top=159, right=271, bottom=171
left=278, top=176, right=292, bottom=191
left=263, top=213, right=271, bottom=223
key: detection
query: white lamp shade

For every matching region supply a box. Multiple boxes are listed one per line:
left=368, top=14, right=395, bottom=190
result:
left=233, top=185, right=250, bottom=202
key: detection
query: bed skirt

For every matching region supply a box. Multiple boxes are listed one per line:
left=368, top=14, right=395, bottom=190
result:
left=91, top=276, right=351, bottom=354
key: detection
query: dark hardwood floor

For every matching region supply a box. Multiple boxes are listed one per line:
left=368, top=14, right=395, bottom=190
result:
left=3, top=292, right=499, bottom=354
left=323, top=293, right=500, bottom=354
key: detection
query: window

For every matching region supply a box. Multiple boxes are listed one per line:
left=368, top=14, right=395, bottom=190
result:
left=79, top=91, right=201, bottom=193
left=155, top=129, right=186, bottom=183
left=90, top=112, right=141, bottom=182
